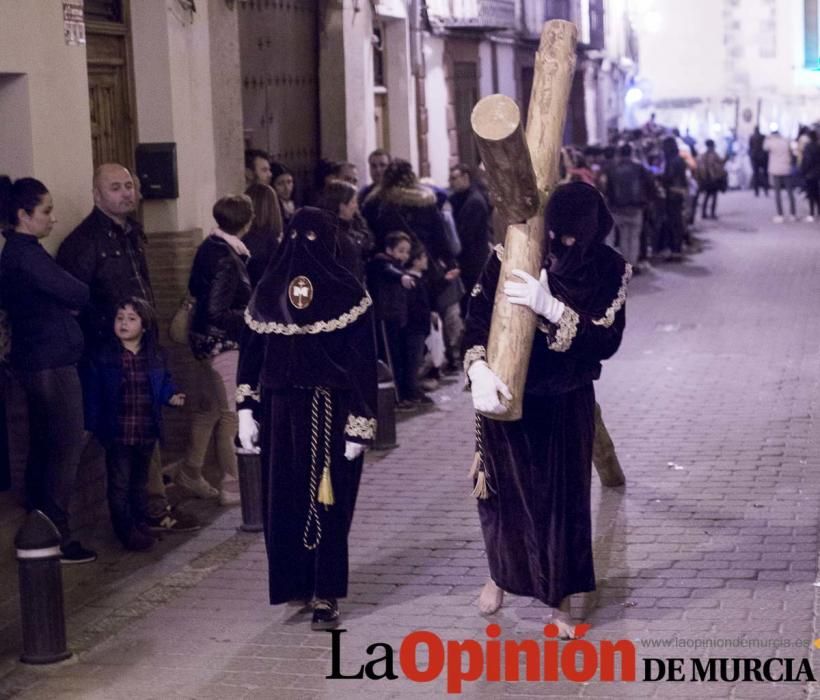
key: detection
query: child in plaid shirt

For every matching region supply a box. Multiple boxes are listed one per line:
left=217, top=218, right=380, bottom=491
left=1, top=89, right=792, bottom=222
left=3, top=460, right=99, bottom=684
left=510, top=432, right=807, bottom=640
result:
left=83, top=297, right=184, bottom=551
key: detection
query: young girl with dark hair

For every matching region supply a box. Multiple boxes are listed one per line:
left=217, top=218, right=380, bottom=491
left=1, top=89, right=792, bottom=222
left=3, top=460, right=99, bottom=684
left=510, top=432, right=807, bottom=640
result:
left=83, top=296, right=185, bottom=551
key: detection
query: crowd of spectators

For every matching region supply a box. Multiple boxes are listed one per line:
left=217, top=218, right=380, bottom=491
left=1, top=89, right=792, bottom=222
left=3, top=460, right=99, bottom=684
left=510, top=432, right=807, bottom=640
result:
left=560, top=116, right=820, bottom=274
left=4, top=113, right=817, bottom=563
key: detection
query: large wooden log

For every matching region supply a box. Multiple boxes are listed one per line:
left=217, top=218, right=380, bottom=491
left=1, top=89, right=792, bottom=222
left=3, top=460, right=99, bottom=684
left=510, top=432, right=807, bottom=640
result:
left=525, top=20, right=579, bottom=190
left=482, top=20, right=577, bottom=421
left=470, top=95, right=539, bottom=224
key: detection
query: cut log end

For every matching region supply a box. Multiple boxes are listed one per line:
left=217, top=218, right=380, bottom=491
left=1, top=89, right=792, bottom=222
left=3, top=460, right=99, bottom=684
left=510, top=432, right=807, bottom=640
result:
left=471, top=95, right=521, bottom=142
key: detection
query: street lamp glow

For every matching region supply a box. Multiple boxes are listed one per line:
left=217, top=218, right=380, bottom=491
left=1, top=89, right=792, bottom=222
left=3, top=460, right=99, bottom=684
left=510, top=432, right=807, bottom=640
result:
left=625, top=86, right=643, bottom=105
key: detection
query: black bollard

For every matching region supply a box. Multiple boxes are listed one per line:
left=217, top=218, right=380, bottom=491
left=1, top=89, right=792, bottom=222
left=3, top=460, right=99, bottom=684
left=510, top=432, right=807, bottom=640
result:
left=14, top=510, right=72, bottom=664
left=236, top=449, right=264, bottom=532
left=373, top=360, right=398, bottom=451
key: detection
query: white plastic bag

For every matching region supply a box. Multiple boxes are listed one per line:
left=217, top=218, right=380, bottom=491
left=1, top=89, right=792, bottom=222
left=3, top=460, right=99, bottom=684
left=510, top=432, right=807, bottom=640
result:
left=425, top=315, right=445, bottom=368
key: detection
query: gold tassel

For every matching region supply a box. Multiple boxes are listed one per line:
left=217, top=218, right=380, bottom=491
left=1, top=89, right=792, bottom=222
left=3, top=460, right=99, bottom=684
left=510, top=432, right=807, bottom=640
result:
left=472, top=469, right=489, bottom=500
left=318, top=466, right=334, bottom=506
left=469, top=451, right=480, bottom=480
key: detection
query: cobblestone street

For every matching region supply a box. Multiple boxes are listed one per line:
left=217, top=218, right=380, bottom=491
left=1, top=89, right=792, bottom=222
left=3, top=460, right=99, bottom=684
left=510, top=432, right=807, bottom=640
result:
left=1, top=189, right=819, bottom=699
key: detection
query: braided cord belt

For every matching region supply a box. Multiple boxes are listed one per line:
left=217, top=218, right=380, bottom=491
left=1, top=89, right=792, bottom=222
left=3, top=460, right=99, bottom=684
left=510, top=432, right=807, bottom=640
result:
left=302, top=387, right=333, bottom=550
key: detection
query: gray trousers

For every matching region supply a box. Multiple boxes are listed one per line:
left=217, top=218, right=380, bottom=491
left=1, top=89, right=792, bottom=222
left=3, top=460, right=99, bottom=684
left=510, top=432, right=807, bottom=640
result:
left=611, top=208, right=643, bottom=267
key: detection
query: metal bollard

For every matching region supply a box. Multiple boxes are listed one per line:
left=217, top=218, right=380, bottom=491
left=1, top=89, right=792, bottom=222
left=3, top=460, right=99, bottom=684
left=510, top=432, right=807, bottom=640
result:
left=373, top=360, right=398, bottom=451
left=236, top=449, right=264, bottom=532
left=14, top=510, right=72, bottom=664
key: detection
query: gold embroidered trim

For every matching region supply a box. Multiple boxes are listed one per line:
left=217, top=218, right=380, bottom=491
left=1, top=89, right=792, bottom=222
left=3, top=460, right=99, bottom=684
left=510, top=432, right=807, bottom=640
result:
left=592, top=263, right=632, bottom=328
left=471, top=283, right=482, bottom=297
left=345, top=415, right=376, bottom=440
left=236, top=383, right=260, bottom=404
left=245, top=294, right=372, bottom=335
left=494, top=244, right=504, bottom=261
left=547, top=307, right=580, bottom=352
left=463, top=345, right=487, bottom=374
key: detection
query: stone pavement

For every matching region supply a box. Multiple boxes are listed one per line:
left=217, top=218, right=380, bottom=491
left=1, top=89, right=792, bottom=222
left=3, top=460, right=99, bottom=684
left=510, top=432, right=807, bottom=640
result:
left=0, top=190, right=819, bottom=699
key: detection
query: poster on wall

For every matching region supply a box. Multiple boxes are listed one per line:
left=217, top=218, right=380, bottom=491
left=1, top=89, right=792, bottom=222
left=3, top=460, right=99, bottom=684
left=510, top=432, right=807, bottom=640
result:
left=63, top=0, right=86, bottom=46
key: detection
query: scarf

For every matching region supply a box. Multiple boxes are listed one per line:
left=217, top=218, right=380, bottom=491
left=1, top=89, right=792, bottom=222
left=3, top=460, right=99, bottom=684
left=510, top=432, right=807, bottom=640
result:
left=210, top=227, right=250, bottom=258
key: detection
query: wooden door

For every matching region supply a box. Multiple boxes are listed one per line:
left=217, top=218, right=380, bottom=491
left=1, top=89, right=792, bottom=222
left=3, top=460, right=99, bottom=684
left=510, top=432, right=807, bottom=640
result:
left=453, top=61, right=480, bottom=167
left=239, top=0, right=319, bottom=190
left=85, top=1, right=135, bottom=170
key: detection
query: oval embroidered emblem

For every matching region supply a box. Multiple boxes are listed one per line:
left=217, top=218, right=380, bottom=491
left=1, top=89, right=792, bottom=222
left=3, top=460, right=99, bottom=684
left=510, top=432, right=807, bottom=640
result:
left=288, top=276, right=314, bottom=309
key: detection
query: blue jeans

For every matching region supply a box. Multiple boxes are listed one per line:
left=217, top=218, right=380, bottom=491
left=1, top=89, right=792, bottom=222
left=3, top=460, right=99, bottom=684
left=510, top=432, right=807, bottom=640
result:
left=106, top=442, right=154, bottom=543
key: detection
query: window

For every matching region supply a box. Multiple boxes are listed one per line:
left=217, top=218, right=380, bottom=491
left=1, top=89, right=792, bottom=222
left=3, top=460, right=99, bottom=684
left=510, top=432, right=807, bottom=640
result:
left=83, top=0, right=124, bottom=24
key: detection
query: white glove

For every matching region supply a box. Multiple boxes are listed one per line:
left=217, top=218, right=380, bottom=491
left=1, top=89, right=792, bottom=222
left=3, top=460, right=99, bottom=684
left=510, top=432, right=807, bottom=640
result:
left=467, top=360, right=512, bottom=415
left=237, top=409, right=260, bottom=453
left=504, top=268, right=565, bottom=324
left=344, top=441, right=366, bottom=461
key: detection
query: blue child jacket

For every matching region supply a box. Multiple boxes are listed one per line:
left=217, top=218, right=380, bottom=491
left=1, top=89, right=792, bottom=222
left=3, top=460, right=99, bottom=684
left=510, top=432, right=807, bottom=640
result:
left=81, top=341, right=178, bottom=447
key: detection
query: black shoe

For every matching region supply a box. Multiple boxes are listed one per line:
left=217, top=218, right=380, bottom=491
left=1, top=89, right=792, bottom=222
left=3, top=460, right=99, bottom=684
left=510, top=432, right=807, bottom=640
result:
left=412, top=394, right=435, bottom=406
left=135, top=521, right=158, bottom=538
left=146, top=506, right=201, bottom=533
left=311, top=598, right=340, bottom=630
left=123, top=528, right=155, bottom=552
left=60, top=541, right=97, bottom=565
left=395, top=400, right=415, bottom=413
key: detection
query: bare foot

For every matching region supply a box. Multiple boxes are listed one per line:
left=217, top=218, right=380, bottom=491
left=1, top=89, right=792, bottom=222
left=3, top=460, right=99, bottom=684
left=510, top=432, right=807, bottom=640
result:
left=478, top=579, right=504, bottom=615
left=549, top=609, right=578, bottom=639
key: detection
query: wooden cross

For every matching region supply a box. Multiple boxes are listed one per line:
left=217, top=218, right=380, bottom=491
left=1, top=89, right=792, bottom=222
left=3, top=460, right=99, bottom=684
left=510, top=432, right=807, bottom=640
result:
left=470, top=20, right=578, bottom=421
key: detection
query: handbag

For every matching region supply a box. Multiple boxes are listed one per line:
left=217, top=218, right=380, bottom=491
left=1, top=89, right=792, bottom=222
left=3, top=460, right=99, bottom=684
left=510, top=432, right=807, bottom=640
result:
left=168, top=295, right=195, bottom=345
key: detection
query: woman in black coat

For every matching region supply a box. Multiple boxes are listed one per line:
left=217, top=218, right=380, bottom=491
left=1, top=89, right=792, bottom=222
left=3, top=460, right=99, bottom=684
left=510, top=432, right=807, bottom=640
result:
left=0, top=178, right=95, bottom=562
left=361, top=159, right=458, bottom=274
left=178, top=196, right=253, bottom=506
left=463, top=182, right=629, bottom=637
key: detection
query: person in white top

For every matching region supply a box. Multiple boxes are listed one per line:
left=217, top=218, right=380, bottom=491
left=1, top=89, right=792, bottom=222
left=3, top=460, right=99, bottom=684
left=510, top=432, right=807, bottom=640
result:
left=763, top=127, right=796, bottom=222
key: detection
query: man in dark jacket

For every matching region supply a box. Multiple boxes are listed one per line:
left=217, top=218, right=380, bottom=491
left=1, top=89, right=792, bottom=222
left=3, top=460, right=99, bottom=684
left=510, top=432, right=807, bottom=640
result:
left=58, top=164, right=153, bottom=348
left=448, top=164, right=491, bottom=313
left=57, top=164, right=198, bottom=533
left=604, top=144, right=653, bottom=267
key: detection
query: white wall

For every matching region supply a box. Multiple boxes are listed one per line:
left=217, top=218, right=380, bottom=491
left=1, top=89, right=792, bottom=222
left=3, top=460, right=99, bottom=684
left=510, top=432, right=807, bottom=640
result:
left=131, top=0, right=218, bottom=236
left=496, top=42, right=517, bottom=101
left=384, top=16, right=418, bottom=169
left=424, top=37, right=451, bottom=186
left=0, top=1, right=94, bottom=252
left=631, top=0, right=820, bottom=141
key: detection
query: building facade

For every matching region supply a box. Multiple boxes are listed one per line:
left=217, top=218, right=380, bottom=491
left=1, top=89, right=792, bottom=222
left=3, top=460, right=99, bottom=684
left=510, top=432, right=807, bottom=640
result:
left=628, top=0, right=820, bottom=147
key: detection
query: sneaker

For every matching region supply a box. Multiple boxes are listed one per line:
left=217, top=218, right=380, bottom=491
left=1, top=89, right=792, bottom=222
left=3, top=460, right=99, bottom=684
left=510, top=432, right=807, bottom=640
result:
left=146, top=507, right=201, bottom=533
left=772, top=215, right=784, bottom=224
left=219, top=488, right=241, bottom=507
left=175, top=470, right=219, bottom=499
left=123, top=529, right=155, bottom=552
left=806, top=216, right=816, bottom=223
left=411, top=394, right=435, bottom=406
left=396, top=400, right=415, bottom=413
left=60, top=541, right=97, bottom=565
left=311, top=598, right=340, bottom=631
